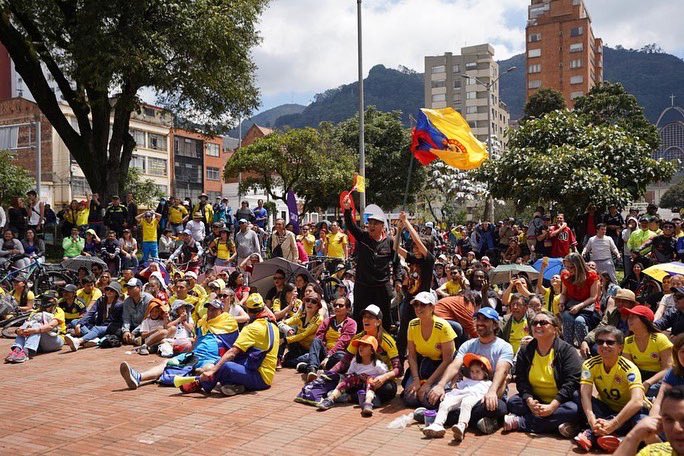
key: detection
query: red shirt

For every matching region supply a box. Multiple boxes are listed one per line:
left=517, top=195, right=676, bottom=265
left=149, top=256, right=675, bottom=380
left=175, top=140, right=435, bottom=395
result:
left=561, top=270, right=599, bottom=302
left=586, top=213, right=596, bottom=237
left=434, top=296, right=477, bottom=338
left=551, top=225, right=577, bottom=258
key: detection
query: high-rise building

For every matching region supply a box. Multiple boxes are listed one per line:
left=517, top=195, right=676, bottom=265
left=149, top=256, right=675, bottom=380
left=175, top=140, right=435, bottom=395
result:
left=525, top=0, right=603, bottom=107
left=424, top=44, right=510, bottom=157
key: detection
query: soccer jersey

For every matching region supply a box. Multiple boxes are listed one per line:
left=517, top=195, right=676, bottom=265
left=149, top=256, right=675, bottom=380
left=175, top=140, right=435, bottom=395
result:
left=326, top=232, right=348, bottom=259
left=140, top=218, right=159, bottom=242
left=581, top=355, right=642, bottom=412
left=407, top=316, right=457, bottom=361
left=637, top=442, right=675, bottom=456
left=168, top=205, right=188, bottom=224
left=623, top=333, right=673, bottom=374
left=444, top=280, right=462, bottom=296
left=233, top=318, right=279, bottom=385
left=509, top=317, right=529, bottom=354
left=284, top=313, right=322, bottom=350
left=529, top=349, right=559, bottom=403
left=77, top=287, right=102, bottom=308
left=325, top=321, right=342, bottom=350
left=348, top=330, right=399, bottom=368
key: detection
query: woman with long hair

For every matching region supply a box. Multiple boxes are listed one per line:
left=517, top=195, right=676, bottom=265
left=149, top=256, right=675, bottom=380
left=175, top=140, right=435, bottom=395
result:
left=227, top=270, right=250, bottom=307
left=560, top=252, right=600, bottom=347
left=21, top=228, right=45, bottom=263
left=208, top=227, right=235, bottom=267
left=620, top=262, right=646, bottom=293
left=598, top=272, right=620, bottom=314
left=119, top=228, right=139, bottom=269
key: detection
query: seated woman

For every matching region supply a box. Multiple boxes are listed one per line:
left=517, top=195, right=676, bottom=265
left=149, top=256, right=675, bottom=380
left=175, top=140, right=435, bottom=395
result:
left=654, top=274, right=682, bottom=321
left=119, top=229, right=139, bottom=270
left=227, top=270, right=250, bottom=307
left=537, top=257, right=562, bottom=317
left=621, top=262, right=646, bottom=293
left=12, top=275, right=35, bottom=312
left=402, top=291, right=457, bottom=408
left=621, top=305, right=673, bottom=397
left=5, top=291, right=65, bottom=363
left=503, top=310, right=583, bottom=437
left=272, top=283, right=303, bottom=321
left=21, top=229, right=45, bottom=264
left=218, top=289, right=249, bottom=325
left=560, top=253, right=600, bottom=347
left=81, top=229, right=101, bottom=257
left=650, top=333, right=684, bottom=417
left=66, top=282, right=124, bottom=351
left=278, top=291, right=323, bottom=369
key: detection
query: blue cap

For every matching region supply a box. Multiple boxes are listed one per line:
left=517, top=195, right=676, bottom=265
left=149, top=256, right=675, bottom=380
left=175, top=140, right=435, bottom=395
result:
left=476, top=306, right=500, bottom=322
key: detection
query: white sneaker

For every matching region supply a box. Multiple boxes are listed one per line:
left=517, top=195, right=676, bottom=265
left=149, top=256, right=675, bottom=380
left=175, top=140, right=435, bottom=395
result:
left=83, top=338, right=100, bottom=348
left=220, top=384, right=245, bottom=396
left=422, top=423, right=446, bottom=438
left=452, top=422, right=467, bottom=442
left=65, top=334, right=80, bottom=352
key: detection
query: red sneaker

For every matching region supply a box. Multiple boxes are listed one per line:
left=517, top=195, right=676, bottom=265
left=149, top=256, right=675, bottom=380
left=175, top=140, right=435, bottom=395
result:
left=574, top=429, right=593, bottom=452
left=597, top=435, right=621, bottom=453
left=180, top=380, right=201, bottom=394
left=13, top=349, right=28, bottom=363
left=4, top=347, right=20, bottom=363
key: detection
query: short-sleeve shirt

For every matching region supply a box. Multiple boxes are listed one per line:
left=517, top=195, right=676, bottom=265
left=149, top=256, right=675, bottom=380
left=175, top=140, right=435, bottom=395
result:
left=509, top=317, right=529, bottom=354
left=406, top=251, right=436, bottom=297
left=581, top=355, right=642, bottom=412
left=456, top=337, right=514, bottom=369
left=664, top=368, right=684, bottom=387
left=233, top=318, right=279, bottom=385
left=444, top=280, right=462, bottom=296
left=636, top=442, right=674, bottom=456
left=407, top=316, right=457, bottom=361
left=77, top=287, right=102, bottom=307
left=168, top=205, right=188, bottom=224
left=561, top=270, right=599, bottom=302
left=348, top=330, right=399, bottom=368
left=529, top=349, right=559, bottom=404
left=623, top=333, right=673, bottom=373
left=326, top=232, right=348, bottom=259
left=140, top=218, right=159, bottom=243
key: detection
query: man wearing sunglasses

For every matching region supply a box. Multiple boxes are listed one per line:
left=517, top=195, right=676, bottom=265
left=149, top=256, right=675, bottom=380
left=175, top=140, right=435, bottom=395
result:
left=656, top=286, right=684, bottom=339
left=575, top=325, right=648, bottom=452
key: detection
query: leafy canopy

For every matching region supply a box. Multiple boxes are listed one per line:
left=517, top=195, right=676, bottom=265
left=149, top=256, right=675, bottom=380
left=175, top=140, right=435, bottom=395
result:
left=659, top=181, right=684, bottom=209
left=0, top=150, right=35, bottom=205
left=523, top=88, right=566, bottom=121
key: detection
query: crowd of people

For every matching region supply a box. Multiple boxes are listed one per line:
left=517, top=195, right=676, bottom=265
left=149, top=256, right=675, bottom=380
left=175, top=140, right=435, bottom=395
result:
left=4, top=189, right=684, bottom=455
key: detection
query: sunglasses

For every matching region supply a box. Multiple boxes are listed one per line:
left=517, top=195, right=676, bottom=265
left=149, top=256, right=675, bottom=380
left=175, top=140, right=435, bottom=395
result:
left=333, top=303, right=346, bottom=309
left=596, top=339, right=617, bottom=346
left=304, top=298, right=320, bottom=304
left=218, top=293, right=230, bottom=298
left=531, top=320, right=551, bottom=327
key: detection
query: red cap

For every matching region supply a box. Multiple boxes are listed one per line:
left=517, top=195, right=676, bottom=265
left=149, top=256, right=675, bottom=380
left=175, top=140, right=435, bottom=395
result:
left=619, top=305, right=654, bottom=322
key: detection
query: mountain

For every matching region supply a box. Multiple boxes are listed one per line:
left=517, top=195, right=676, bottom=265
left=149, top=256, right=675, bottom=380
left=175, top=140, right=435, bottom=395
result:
left=250, top=47, right=683, bottom=131
left=228, top=103, right=305, bottom=137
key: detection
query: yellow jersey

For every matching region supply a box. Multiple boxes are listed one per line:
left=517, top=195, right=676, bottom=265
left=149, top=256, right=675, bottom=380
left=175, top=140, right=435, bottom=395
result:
left=168, top=205, right=188, bottom=224
left=298, top=234, right=315, bottom=256
left=140, top=218, right=159, bottom=243
left=581, top=355, right=643, bottom=412
left=444, top=280, right=462, bottom=296
left=509, top=317, right=529, bottom=354
left=529, top=349, right=559, bottom=403
left=348, top=330, right=399, bottom=369
left=76, top=287, right=102, bottom=308
left=284, top=313, right=322, bottom=350
left=407, top=316, right=457, bottom=361
left=234, top=318, right=279, bottom=385
left=326, top=232, right=348, bottom=259
left=623, top=333, right=673, bottom=374
left=637, top=442, right=676, bottom=456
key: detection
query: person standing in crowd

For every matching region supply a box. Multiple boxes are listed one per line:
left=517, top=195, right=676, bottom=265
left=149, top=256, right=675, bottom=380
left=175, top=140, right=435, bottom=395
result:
left=253, top=199, right=268, bottom=230
left=297, top=224, right=316, bottom=257
left=582, top=223, right=621, bottom=283
left=470, top=221, right=495, bottom=259
left=270, top=218, right=297, bottom=262
left=136, top=211, right=161, bottom=263
left=644, top=220, right=677, bottom=264
left=7, top=196, right=28, bottom=239
left=576, top=204, right=600, bottom=248
left=323, top=221, right=348, bottom=261
left=527, top=207, right=545, bottom=260
left=628, top=217, right=656, bottom=258
left=602, top=204, right=624, bottom=248
left=549, top=213, right=577, bottom=258
left=25, top=189, right=44, bottom=234
left=235, top=201, right=253, bottom=227
left=235, top=219, right=261, bottom=266
left=185, top=212, right=206, bottom=243
left=193, top=193, right=214, bottom=227
left=167, top=197, right=188, bottom=235
left=622, top=217, right=638, bottom=274
left=103, top=195, right=128, bottom=238
left=88, top=193, right=105, bottom=237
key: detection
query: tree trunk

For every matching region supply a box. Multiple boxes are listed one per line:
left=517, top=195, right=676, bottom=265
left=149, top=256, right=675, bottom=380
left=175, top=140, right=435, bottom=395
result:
left=426, top=199, right=442, bottom=224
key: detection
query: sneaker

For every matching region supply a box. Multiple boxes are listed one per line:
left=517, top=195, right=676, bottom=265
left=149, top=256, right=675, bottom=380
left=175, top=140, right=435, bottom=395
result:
left=4, top=347, right=21, bottom=363
left=476, top=417, right=498, bottom=435
left=119, top=362, right=142, bottom=390
left=65, top=334, right=80, bottom=352
left=296, top=362, right=308, bottom=373
left=422, top=423, right=446, bottom=438
left=503, top=414, right=521, bottom=432
left=219, top=384, right=245, bottom=397
left=361, top=403, right=373, bottom=417
left=413, top=407, right=427, bottom=423
left=138, top=344, right=150, bottom=356
left=180, top=381, right=202, bottom=394
left=306, top=370, right=318, bottom=383
left=276, top=357, right=283, bottom=370
left=597, top=435, right=621, bottom=453
left=574, top=429, right=593, bottom=452
left=317, top=397, right=335, bottom=411
left=558, top=422, right=581, bottom=439
left=13, top=349, right=28, bottom=363
left=83, top=338, right=99, bottom=348
left=451, top=422, right=467, bottom=442
left=133, top=336, right=142, bottom=346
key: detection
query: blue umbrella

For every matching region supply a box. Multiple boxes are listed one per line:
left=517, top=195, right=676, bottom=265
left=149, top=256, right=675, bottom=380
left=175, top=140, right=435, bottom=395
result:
left=533, top=257, right=565, bottom=281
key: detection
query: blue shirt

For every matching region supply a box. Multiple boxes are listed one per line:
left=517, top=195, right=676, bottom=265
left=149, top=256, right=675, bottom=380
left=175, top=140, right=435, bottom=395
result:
left=253, top=207, right=268, bottom=228
left=664, top=368, right=684, bottom=387
left=457, top=336, right=514, bottom=369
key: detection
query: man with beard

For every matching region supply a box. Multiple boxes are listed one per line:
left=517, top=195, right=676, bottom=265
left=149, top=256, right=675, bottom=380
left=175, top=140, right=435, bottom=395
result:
left=470, top=268, right=501, bottom=313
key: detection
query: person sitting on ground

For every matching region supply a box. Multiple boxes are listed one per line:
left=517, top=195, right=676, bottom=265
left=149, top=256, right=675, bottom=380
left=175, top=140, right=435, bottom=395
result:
left=654, top=274, right=681, bottom=321
left=76, top=275, right=102, bottom=308
left=560, top=252, right=600, bottom=347
left=135, top=299, right=170, bottom=355
left=158, top=228, right=176, bottom=260
left=121, top=278, right=154, bottom=346
left=656, top=286, right=684, bottom=338
left=22, top=228, right=45, bottom=263
left=317, top=335, right=388, bottom=417
left=59, top=284, right=87, bottom=327
left=573, top=325, right=649, bottom=453
left=537, top=257, right=562, bottom=317
left=218, top=289, right=249, bottom=325
left=621, top=305, right=673, bottom=397
left=12, top=276, right=35, bottom=312
left=498, top=293, right=535, bottom=355
left=503, top=311, right=583, bottom=437
left=581, top=288, right=637, bottom=358
left=227, top=270, right=250, bottom=307
left=427, top=307, right=514, bottom=435
left=422, top=354, right=493, bottom=441
left=62, top=227, right=84, bottom=260
left=158, top=300, right=196, bottom=357
left=81, top=229, right=100, bottom=257
left=298, top=296, right=357, bottom=382
left=278, top=291, right=323, bottom=369
left=5, top=291, right=65, bottom=363
left=272, top=283, right=303, bottom=321
left=65, top=282, right=123, bottom=351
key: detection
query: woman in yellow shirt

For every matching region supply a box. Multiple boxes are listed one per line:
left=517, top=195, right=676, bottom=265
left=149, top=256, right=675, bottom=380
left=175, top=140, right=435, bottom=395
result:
left=278, top=291, right=322, bottom=369
left=537, top=256, right=562, bottom=317
left=208, top=227, right=235, bottom=267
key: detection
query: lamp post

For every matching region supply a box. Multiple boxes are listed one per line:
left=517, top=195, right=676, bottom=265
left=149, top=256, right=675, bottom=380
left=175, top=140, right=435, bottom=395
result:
left=460, top=66, right=516, bottom=220
left=357, top=0, right=366, bottom=214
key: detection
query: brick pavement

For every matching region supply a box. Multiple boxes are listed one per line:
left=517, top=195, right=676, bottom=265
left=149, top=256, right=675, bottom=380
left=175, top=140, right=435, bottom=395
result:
left=0, top=338, right=599, bottom=455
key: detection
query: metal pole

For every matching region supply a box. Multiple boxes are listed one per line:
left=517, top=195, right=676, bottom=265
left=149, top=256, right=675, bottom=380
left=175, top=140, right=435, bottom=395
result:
left=357, top=0, right=366, bottom=214
left=486, top=82, right=493, bottom=221
left=35, top=119, right=41, bottom=197
left=237, top=117, right=242, bottom=204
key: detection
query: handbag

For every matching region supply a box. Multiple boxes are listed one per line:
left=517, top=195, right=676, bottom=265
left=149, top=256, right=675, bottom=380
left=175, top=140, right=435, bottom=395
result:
left=271, top=234, right=286, bottom=258
left=237, top=320, right=276, bottom=371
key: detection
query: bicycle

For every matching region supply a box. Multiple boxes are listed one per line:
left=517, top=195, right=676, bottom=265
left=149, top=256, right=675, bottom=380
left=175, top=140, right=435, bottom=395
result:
left=0, top=255, right=73, bottom=296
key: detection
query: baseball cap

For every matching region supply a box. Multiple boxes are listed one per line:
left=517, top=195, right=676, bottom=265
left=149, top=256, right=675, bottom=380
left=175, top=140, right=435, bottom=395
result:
left=411, top=291, right=437, bottom=306
left=476, top=306, right=500, bottom=322
left=245, top=293, right=265, bottom=311
left=425, top=222, right=434, bottom=229
left=614, top=288, right=637, bottom=303
left=105, top=282, right=122, bottom=296
left=204, top=299, right=224, bottom=310
left=199, top=193, right=208, bottom=199
left=620, top=304, right=654, bottom=321
left=335, top=263, right=346, bottom=271
left=639, top=217, right=649, bottom=223
left=209, top=279, right=225, bottom=290
left=182, top=229, right=192, bottom=235
left=184, top=271, right=198, bottom=280
left=126, top=278, right=142, bottom=288
left=463, top=353, right=492, bottom=374
left=361, top=304, right=383, bottom=320
left=542, top=215, right=551, bottom=220
left=193, top=212, right=202, bottom=218
left=239, top=218, right=248, bottom=224
left=63, top=284, right=78, bottom=293
left=350, top=335, right=378, bottom=352
left=86, top=229, right=96, bottom=235
left=481, top=256, right=491, bottom=265
left=673, top=287, right=684, bottom=296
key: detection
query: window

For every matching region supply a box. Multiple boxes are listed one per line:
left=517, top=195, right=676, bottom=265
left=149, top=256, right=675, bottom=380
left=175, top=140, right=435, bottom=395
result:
left=465, top=106, right=478, bottom=114
left=130, top=154, right=146, bottom=172
left=452, top=94, right=461, bottom=103
left=206, top=167, right=220, bottom=181
left=528, top=64, right=541, bottom=73
left=528, top=79, right=542, bottom=89
left=571, top=91, right=584, bottom=99
left=452, top=64, right=460, bottom=73
left=205, top=143, right=220, bottom=157
left=432, top=65, right=446, bottom=74
left=570, top=26, right=583, bottom=37
left=143, top=107, right=156, bottom=117
left=175, top=137, right=202, bottom=158
left=131, top=129, right=145, bottom=148
left=528, top=49, right=541, bottom=58
left=570, top=75, right=584, bottom=84
left=570, top=59, right=582, bottom=69
left=569, top=43, right=584, bottom=53
left=431, top=94, right=446, bottom=103
left=149, top=133, right=167, bottom=151
left=466, top=77, right=476, bottom=85
left=465, top=62, right=477, bottom=70
left=431, top=80, right=446, bottom=89
left=148, top=157, right=167, bottom=176
left=529, top=33, right=541, bottom=42
left=466, top=92, right=476, bottom=100
left=453, top=80, right=461, bottom=89
left=71, top=176, right=90, bottom=196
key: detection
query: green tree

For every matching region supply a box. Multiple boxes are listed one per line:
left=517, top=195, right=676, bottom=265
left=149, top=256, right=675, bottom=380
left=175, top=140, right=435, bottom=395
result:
left=0, top=0, right=267, bottom=200
left=523, top=88, right=566, bottom=121
left=224, top=127, right=356, bottom=215
left=122, top=168, right=164, bottom=209
left=333, top=107, right=426, bottom=210
left=474, top=110, right=676, bottom=218
left=0, top=150, right=35, bottom=205
left=659, top=181, right=684, bottom=209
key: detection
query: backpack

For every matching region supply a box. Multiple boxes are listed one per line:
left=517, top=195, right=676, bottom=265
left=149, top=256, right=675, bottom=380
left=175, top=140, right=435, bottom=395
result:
left=99, top=334, right=122, bottom=349
left=234, top=321, right=276, bottom=371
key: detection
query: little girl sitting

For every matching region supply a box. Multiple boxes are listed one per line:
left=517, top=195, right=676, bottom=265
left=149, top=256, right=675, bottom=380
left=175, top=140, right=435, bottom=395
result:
left=422, top=353, right=493, bottom=441
left=136, top=299, right=170, bottom=355
left=158, top=300, right=196, bottom=357
left=317, top=335, right=388, bottom=417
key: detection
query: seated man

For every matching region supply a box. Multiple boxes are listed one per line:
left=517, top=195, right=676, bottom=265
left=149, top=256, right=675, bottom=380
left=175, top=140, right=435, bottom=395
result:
left=76, top=275, right=102, bottom=308
left=574, top=325, right=649, bottom=453
left=59, top=284, right=87, bottom=328
left=656, top=286, right=684, bottom=338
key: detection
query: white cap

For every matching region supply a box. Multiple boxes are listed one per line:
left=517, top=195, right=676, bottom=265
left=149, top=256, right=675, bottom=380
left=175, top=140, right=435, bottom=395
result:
left=184, top=271, right=198, bottom=280
left=425, top=222, right=434, bottom=229
left=411, top=290, right=437, bottom=306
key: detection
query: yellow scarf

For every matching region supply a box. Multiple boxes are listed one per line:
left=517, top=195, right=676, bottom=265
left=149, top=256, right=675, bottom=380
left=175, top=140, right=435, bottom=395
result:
left=196, top=312, right=238, bottom=335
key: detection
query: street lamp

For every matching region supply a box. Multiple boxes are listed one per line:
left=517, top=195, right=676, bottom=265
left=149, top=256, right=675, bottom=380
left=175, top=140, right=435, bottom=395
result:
left=357, top=0, right=366, bottom=214
left=460, top=65, right=516, bottom=220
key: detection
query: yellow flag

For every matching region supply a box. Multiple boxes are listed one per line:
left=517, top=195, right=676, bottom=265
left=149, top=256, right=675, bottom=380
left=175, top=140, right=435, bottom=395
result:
left=353, top=174, right=365, bottom=193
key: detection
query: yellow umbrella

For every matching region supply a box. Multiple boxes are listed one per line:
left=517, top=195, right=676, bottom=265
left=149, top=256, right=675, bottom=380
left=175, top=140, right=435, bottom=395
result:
left=642, top=262, right=684, bottom=282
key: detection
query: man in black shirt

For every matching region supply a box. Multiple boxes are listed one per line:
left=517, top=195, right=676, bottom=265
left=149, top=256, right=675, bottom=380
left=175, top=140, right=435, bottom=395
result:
left=342, top=195, right=394, bottom=331
left=645, top=220, right=677, bottom=264
left=394, top=211, right=435, bottom=361
left=103, top=196, right=128, bottom=238
left=602, top=205, right=625, bottom=248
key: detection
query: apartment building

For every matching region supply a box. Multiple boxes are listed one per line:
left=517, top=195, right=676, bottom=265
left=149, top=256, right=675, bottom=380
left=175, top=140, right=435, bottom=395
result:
left=424, top=44, right=510, bottom=157
left=525, top=0, right=603, bottom=106
left=171, top=128, right=225, bottom=201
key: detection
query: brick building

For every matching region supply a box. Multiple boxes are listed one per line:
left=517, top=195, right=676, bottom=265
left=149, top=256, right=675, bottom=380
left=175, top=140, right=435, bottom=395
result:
left=171, top=129, right=225, bottom=201
left=525, top=0, right=603, bottom=107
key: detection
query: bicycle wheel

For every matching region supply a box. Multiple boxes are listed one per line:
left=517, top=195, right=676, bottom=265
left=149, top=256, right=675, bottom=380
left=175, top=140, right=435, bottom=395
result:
left=319, top=277, right=341, bottom=304
left=34, top=271, right=72, bottom=295
left=1, top=313, right=28, bottom=339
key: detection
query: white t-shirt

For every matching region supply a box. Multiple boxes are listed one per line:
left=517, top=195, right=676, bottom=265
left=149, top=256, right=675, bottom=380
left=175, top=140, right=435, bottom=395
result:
left=140, top=317, right=165, bottom=334
left=447, top=378, right=492, bottom=398
left=347, top=358, right=389, bottom=377
left=173, top=315, right=194, bottom=340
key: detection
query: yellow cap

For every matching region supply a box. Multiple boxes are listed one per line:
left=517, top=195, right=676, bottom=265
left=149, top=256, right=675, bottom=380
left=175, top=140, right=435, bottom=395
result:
left=245, top=293, right=265, bottom=310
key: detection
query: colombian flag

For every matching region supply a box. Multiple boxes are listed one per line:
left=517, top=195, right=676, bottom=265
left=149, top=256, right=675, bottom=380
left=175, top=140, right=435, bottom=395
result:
left=410, top=107, right=488, bottom=170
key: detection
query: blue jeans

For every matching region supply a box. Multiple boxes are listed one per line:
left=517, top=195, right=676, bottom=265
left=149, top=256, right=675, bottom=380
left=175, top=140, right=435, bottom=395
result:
left=13, top=322, right=64, bottom=354
left=507, top=393, right=580, bottom=434
left=584, top=396, right=648, bottom=437
left=562, top=307, right=596, bottom=346
left=81, top=325, right=108, bottom=342
left=202, top=360, right=269, bottom=392
left=446, top=320, right=468, bottom=349
left=141, top=241, right=158, bottom=263
left=306, top=338, right=346, bottom=371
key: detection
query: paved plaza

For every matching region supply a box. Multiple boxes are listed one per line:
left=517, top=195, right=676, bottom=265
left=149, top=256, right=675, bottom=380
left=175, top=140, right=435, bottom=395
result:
left=0, top=338, right=592, bottom=455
